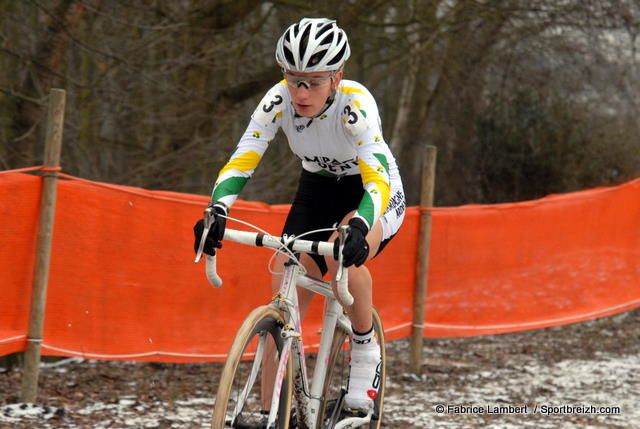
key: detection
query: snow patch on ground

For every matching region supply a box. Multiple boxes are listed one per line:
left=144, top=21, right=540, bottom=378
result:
left=0, top=398, right=215, bottom=428
left=1, top=403, right=64, bottom=422
left=1, top=310, right=638, bottom=428
left=2, top=353, right=636, bottom=428
left=384, top=353, right=639, bottom=428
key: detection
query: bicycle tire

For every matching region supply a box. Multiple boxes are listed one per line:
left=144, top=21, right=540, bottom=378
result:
left=212, top=305, right=293, bottom=429
left=316, top=307, right=386, bottom=429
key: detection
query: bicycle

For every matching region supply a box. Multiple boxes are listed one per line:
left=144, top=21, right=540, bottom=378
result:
left=195, top=206, right=386, bottom=429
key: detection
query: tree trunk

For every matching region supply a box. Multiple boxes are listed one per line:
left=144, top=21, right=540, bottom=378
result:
left=8, top=0, right=85, bottom=167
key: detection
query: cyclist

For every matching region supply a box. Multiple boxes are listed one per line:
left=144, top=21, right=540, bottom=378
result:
left=195, top=17, right=405, bottom=417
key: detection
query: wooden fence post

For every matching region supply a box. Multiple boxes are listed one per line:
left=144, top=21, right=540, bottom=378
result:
left=21, top=89, right=66, bottom=403
left=410, top=145, right=437, bottom=374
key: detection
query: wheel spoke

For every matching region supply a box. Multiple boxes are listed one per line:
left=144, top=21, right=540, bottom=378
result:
left=212, top=306, right=292, bottom=429
left=231, top=331, right=267, bottom=420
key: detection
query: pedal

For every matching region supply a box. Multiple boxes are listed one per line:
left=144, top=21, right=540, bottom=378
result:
left=334, top=409, right=372, bottom=429
left=341, top=408, right=368, bottom=419
left=324, top=391, right=373, bottom=429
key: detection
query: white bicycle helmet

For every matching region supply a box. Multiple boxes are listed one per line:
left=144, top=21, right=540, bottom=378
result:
left=276, top=18, right=351, bottom=72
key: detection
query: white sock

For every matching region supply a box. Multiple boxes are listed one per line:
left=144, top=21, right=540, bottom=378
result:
left=352, top=325, right=374, bottom=346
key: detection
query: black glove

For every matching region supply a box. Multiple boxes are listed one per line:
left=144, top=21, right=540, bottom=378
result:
left=336, top=217, right=370, bottom=267
left=193, top=203, right=227, bottom=256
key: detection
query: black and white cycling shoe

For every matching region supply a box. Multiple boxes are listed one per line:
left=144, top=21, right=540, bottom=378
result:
left=344, top=339, right=381, bottom=411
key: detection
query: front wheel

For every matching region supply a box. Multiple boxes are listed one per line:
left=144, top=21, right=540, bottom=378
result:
left=316, top=307, right=386, bottom=429
left=211, top=305, right=293, bottom=429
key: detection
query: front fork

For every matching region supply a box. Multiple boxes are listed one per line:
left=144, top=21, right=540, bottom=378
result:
left=306, top=298, right=343, bottom=428
left=269, top=255, right=354, bottom=428
left=290, top=294, right=349, bottom=428
left=268, top=260, right=312, bottom=428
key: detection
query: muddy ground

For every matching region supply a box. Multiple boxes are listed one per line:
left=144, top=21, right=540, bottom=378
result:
left=1, top=308, right=639, bottom=428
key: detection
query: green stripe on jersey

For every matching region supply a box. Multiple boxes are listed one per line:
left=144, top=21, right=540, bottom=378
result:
left=373, top=153, right=389, bottom=174
left=212, top=176, right=248, bottom=201
left=356, top=192, right=375, bottom=228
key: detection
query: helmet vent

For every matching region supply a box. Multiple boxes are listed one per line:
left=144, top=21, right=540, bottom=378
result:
left=327, top=43, right=346, bottom=66
left=299, top=24, right=312, bottom=61
left=316, top=23, right=332, bottom=38
left=319, top=32, right=334, bottom=46
left=309, top=50, right=327, bottom=66
left=284, top=46, right=295, bottom=65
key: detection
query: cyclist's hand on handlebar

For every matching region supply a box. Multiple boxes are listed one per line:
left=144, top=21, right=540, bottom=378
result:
left=336, top=217, right=370, bottom=267
left=193, top=203, right=227, bottom=256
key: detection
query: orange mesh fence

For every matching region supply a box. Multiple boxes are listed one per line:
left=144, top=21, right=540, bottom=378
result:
left=1, top=170, right=639, bottom=361
left=427, top=181, right=640, bottom=336
left=0, top=172, right=41, bottom=356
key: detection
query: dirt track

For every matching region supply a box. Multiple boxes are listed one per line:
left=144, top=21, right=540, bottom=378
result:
left=2, top=308, right=639, bottom=428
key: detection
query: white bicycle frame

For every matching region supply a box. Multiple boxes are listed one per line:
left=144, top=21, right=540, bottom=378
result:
left=195, top=211, right=374, bottom=429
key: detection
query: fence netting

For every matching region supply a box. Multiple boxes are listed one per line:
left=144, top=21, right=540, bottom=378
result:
left=1, top=169, right=639, bottom=361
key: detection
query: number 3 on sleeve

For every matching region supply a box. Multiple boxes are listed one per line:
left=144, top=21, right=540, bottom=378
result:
left=252, top=87, right=285, bottom=126
left=342, top=100, right=369, bottom=136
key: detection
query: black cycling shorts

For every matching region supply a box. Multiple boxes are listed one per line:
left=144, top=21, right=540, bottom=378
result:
left=282, top=169, right=395, bottom=276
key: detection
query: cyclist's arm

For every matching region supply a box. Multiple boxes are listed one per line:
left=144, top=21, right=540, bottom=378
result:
left=342, top=94, right=391, bottom=231
left=211, top=82, right=287, bottom=208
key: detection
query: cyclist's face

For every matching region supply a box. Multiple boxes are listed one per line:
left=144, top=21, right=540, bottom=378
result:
left=284, top=69, right=342, bottom=117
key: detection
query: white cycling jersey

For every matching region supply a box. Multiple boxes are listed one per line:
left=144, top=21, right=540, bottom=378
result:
left=212, top=79, right=405, bottom=235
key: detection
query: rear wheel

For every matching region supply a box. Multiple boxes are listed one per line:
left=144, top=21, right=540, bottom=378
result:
left=316, top=308, right=386, bottom=428
left=212, top=305, right=293, bottom=428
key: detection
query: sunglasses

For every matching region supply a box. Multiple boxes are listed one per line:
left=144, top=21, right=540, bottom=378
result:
left=283, top=70, right=337, bottom=90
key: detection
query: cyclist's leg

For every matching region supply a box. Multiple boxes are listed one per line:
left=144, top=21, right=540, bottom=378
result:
left=323, top=212, right=388, bottom=411
left=324, top=211, right=384, bottom=332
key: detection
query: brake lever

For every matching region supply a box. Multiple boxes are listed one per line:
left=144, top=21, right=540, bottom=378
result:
left=335, top=225, right=353, bottom=305
left=194, top=205, right=215, bottom=263
left=335, top=225, right=349, bottom=282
